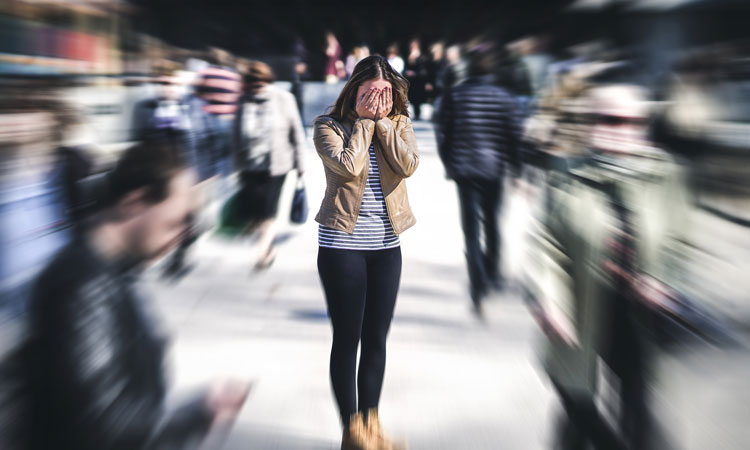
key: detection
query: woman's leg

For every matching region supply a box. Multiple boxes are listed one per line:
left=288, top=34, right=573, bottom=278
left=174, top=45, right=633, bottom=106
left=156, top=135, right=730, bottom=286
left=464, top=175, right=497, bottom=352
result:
left=254, top=174, right=286, bottom=269
left=318, top=247, right=368, bottom=426
left=255, top=218, right=277, bottom=267
left=358, top=247, right=402, bottom=414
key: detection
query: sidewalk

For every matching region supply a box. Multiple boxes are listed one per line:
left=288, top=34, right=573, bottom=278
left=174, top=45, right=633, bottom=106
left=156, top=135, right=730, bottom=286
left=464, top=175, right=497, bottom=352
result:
left=147, top=122, right=556, bottom=449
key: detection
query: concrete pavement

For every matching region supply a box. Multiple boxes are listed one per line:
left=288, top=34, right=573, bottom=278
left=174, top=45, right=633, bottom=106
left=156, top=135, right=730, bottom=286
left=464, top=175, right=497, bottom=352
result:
left=147, top=121, right=557, bottom=449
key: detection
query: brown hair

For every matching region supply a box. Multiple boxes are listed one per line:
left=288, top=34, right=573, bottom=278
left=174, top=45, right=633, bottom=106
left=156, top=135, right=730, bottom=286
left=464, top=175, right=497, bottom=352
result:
left=106, top=136, right=188, bottom=207
left=243, top=60, right=275, bottom=86
left=328, top=55, right=410, bottom=122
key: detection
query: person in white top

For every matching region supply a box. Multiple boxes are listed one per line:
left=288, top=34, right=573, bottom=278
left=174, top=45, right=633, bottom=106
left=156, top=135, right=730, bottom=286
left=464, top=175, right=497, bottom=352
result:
left=386, top=44, right=404, bottom=74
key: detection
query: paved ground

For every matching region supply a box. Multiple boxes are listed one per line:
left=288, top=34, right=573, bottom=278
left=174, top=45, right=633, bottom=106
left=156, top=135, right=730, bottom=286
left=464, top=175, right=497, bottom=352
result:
left=146, top=121, right=558, bottom=449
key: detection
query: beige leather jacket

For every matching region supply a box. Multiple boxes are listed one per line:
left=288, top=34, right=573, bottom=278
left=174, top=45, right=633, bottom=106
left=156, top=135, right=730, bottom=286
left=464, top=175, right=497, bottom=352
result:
left=313, top=113, right=419, bottom=234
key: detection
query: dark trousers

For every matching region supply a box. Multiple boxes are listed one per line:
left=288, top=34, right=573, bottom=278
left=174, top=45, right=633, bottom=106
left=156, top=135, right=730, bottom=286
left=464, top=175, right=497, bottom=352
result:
left=455, top=178, right=503, bottom=301
left=603, top=296, right=652, bottom=450
left=317, top=246, right=402, bottom=426
left=553, top=383, right=626, bottom=450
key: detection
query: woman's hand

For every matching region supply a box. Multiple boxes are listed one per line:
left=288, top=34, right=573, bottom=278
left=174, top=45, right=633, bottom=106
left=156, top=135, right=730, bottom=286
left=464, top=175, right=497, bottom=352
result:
left=374, top=86, right=393, bottom=121
left=355, top=87, right=380, bottom=120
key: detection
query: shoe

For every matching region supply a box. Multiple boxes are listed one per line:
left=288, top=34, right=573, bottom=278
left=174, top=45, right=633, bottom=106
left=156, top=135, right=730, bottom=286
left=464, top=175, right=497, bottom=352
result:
left=470, top=302, right=486, bottom=321
left=365, top=409, right=407, bottom=450
left=342, top=413, right=375, bottom=450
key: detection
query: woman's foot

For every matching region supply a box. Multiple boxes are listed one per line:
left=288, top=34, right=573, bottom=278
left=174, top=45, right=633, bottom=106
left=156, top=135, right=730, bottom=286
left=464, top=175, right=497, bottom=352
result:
left=365, top=409, right=407, bottom=450
left=342, top=413, right=375, bottom=450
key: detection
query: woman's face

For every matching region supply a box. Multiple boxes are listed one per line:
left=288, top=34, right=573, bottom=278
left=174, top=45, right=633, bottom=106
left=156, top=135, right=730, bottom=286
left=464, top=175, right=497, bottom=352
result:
left=356, top=78, right=392, bottom=103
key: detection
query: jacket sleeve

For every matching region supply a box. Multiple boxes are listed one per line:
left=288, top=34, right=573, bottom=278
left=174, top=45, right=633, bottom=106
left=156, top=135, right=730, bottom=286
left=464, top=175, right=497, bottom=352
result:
left=286, top=92, right=307, bottom=174
left=313, top=116, right=374, bottom=180
left=51, top=285, right=213, bottom=450
left=373, top=116, right=420, bottom=178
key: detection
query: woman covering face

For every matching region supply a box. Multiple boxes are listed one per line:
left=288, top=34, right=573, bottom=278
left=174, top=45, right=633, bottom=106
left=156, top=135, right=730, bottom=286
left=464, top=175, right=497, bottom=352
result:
left=312, top=55, right=419, bottom=450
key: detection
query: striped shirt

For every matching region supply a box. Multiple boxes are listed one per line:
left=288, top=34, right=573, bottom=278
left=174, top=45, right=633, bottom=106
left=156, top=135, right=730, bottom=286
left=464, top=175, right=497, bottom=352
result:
left=198, top=65, right=242, bottom=116
left=319, top=144, right=400, bottom=250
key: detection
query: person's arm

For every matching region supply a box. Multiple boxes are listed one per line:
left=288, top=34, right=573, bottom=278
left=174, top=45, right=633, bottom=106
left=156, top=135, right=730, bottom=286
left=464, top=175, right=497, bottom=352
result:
left=313, top=116, right=373, bottom=179
left=52, top=286, right=213, bottom=450
left=373, top=116, right=419, bottom=178
left=286, top=92, right=307, bottom=175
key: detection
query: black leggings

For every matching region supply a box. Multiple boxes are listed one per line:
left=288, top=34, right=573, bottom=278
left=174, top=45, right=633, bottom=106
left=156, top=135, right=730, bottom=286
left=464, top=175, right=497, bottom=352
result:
left=317, top=246, right=402, bottom=426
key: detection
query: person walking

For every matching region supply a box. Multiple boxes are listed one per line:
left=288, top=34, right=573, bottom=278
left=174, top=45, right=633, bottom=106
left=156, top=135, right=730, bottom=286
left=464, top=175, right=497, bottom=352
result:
left=403, top=39, right=429, bottom=120
left=435, top=47, right=521, bottom=317
left=346, top=45, right=370, bottom=79
left=234, top=61, right=306, bottom=270
left=386, top=44, right=404, bottom=74
left=23, top=138, right=250, bottom=450
left=325, top=31, right=345, bottom=84
left=313, top=55, right=418, bottom=450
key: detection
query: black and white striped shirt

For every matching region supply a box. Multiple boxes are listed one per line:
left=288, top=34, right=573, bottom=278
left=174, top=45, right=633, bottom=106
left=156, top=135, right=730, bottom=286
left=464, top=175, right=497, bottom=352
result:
left=319, top=144, right=400, bottom=250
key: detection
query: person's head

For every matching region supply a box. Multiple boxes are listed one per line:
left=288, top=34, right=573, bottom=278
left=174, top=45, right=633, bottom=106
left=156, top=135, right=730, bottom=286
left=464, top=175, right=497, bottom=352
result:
left=430, top=42, right=445, bottom=61
left=243, top=60, right=275, bottom=96
left=103, top=137, right=195, bottom=262
left=409, top=39, right=421, bottom=53
left=329, top=55, right=410, bottom=121
left=467, top=44, right=498, bottom=77
left=387, top=44, right=400, bottom=59
left=359, top=45, right=370, bottom=59
left=587, top=83, right=651, bottom=154
left=152, top=61, right=183, bottom=100
left=446, top=45, right=461, bottom=65
left=208, top=47, right=233, bottom=67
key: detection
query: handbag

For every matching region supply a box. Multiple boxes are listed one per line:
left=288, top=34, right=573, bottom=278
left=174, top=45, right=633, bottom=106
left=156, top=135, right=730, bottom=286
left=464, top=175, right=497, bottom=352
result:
left=290, top=177, right=309, bottom=224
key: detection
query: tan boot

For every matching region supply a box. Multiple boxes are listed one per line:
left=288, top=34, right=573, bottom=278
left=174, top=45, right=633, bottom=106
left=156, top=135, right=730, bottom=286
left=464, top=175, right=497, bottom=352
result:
left=365, top=409, right=407, bottom=450
left=342, top=412, right=376, bottom=450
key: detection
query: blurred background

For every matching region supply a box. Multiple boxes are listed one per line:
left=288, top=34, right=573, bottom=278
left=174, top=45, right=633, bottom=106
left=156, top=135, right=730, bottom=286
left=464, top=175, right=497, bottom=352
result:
left=1, top=0, right=749, bottom=449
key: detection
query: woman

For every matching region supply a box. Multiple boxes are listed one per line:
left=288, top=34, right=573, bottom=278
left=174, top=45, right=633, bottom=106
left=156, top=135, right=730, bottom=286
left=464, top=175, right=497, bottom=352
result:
left=404, top=38, right=429, bottom=120
left=345, top=45, right=370, bottom=79
left=325, top=31, right=345, bottom=84
left=234, top=61, right=306, bottom=269
left=313, top=55, right=419, bottom=450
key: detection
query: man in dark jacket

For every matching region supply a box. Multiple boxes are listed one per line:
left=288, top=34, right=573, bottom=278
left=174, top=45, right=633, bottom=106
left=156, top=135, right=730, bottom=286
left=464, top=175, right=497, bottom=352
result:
left=436, top=46, right=521, bottom=316
left=23, top=138, right=248, bottom=450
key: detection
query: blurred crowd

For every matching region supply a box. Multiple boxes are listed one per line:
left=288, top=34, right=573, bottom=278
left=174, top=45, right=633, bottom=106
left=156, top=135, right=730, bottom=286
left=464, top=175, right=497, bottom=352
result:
left=0, top=0, right=749, bottom=449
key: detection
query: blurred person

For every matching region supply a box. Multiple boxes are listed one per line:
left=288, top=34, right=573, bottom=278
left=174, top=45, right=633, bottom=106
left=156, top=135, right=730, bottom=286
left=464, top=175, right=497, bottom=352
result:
left=0, top=89, right=76, bottom=316
left=512, top=35, right=553, bottom=98
left=313, top=55, right=418, bottom=450
left=197, top=47, right=243, bottom=178
left=526, top=78, right=691, bottom=450
left=233, top=61, right=306, bottom=270
left=135, top=68, right=224, bottom=279
left=432, top=44, right=466, bottom=122
left=23, top=138, right=250, bottom=450
left=442, top=44, right=467, bottom=88
left=346, top=45, right=370, bottom=79
left=426, top=41, right=446, bottom=104
left=435, top=46, right=521, bottom=317
left=292, top=35, right=310, bottom=119
left=404, top=38, right=429, bottom=120
left=48, top=103, right=96, bottom=236
left=386, top=43, right=404, bottom=73
left=644, top=43, right=750, bottom=449
left=325, top=31, right=345, bottom=83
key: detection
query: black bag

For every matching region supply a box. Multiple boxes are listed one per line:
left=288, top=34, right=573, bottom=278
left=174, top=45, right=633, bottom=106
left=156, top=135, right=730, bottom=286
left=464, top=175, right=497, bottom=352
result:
left=290, top=178, right=309, bottom=224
